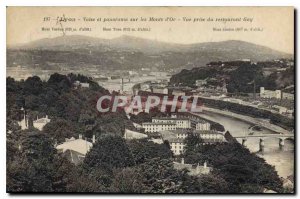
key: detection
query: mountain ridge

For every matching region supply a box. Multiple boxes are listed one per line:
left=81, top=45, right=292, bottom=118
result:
left=10, top=35, right=292, bottom=57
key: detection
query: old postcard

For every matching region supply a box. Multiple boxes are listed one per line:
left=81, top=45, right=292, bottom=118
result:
left=6, top=7, right=294, bottom=193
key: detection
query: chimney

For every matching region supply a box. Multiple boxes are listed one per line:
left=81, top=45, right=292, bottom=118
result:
left=204, top=161, right=207, bottom=168
left=196, top=163, right=200, bottom=173
left=79, top=134, right=82, bottom=139
left=92, top=135, right=96, bottom=144
left=26, top=117, right=29, bottom=128
left=181, top=158, right=184, bottom=164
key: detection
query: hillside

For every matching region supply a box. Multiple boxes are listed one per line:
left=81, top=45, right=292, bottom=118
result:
left=170, top=59, right=294, bottom=93
left=7, top=35, right=293, bottom=70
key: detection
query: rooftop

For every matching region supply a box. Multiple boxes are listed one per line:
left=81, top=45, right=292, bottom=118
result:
left=152, top=117, right=190, bottom=121
left=195, top=130, right=224, bottom=135
left=33, top=115, right=50, bottom=123
left=56, top=138, right=93, bottom=155
left=171, top=128, right=194, bottom=134
left=142, top=122, right=177, bottom=125
left=168, top=137, right=185, bottom=143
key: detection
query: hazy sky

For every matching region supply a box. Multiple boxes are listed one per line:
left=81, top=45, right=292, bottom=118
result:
left=7, top=7, right=294, bottom=54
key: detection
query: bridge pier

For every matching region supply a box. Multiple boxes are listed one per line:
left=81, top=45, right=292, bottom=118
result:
left=279, top=138, right=285, bottom=150
left=259, top=138, right=264, bottom=152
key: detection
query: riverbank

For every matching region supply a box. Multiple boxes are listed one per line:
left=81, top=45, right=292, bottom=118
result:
left=201, top=106, right=291, bottom=135
left=193, top=111, right=294, bottom=179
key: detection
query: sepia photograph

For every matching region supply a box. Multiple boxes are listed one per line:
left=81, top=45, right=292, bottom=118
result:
left=6, top=6, right=295, bottom=194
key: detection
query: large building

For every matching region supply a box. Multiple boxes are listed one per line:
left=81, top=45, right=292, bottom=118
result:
left=175, top=113, right=211, bottom=130
left=260, top=87, right=294, bottom=100
left=196, top=121, right=211, bottom=131
left=160, top=129, right=225, bottom=155
left=142, top=122, right=177, bottom=133
left=152, top=117, right=191, bottom=129
left=260, top=87, right=281, bottom=99
left=197, top=130, right=226, bottom=142
left=168, top=138, right=186, bottom=155
left=142, top=117, right=191, bottom=133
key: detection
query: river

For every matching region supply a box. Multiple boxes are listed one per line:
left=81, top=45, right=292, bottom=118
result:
left=76, top=71, right=295, bottom=179
left=196, top=111, right=294, bottom=178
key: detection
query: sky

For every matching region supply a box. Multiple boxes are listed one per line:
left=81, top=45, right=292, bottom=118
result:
left=7, top=7, right=294, bottom=54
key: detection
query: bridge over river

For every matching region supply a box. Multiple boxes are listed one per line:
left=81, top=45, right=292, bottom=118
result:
left=184, top=109, right=294, bottom=178
left=234, top=134, right=294, bottom=152
left=187, top=109, right=294, bottom=152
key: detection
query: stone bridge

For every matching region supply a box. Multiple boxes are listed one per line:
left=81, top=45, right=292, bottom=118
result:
left=234, top=134, right=294, bottom=151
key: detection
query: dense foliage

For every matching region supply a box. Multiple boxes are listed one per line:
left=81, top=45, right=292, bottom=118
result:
left=127, top=138, right=173, bottom=164
left=183, top=133, right=283, bottom=193
left=7, top=74, right=135, bottom=141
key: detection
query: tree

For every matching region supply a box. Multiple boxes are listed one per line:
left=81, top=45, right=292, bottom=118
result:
left=127, top=139, right=173, bottom=164
left=136, top=158, right=185, bottom=193
left=183, top=141, right=283, bottom=193
left=83, top=135, right=135, bottom=173
left=182, top=174, right=229, bottom=193
left=42, top=118, right=81, bottom=143
left=47, top=73, right=72, bottom=93
left=23, top=76, right=44, bottom=95
left=184, top=132, right=203, bottom=153
left=110, top=167, right=146, bottom=193
left=7, top=131, right=57, bottom=192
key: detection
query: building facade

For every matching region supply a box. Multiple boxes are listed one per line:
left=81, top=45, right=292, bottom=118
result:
left=196, top=130, right=225, bottom=142
left=142, top=117, right=191, bottom=133
left=260, top=87, right=282, bottom=99
left=282, top=92, right=294, bottom=100
left=152, top=87, right=168, bottom=94
left=172, top=90, right=186, bottom=96
left=169, top=138, right=185, bottom=155
left=142, top=122, right=177, bottom=133
left=161, top=129, right=225, bottom=155
left=152, top=117, right=191, bottom=129
left=196, top=121, right=211, bottom=131
left=195, top=79, right=207, bottom=87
